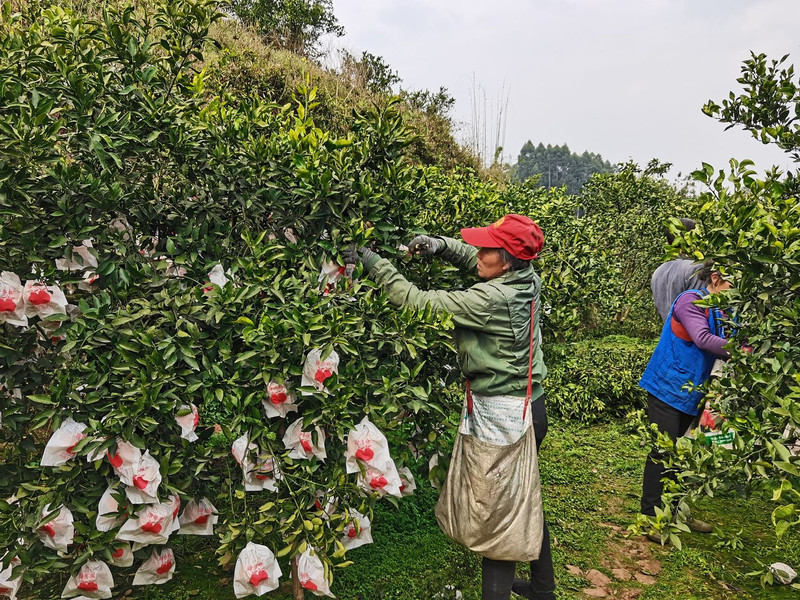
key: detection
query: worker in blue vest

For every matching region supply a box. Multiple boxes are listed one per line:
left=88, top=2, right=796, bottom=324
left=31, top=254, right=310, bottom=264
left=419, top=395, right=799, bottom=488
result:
left=639, top=261, right=731, bottom=542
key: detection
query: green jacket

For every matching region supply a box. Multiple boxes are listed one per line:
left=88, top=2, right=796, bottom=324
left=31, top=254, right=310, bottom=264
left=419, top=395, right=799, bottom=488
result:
left=366, top=237, right=546, bottom=399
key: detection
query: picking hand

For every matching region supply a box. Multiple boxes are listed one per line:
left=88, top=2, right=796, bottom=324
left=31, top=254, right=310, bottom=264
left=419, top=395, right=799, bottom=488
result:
left=407, top=235, right=443, bottom=256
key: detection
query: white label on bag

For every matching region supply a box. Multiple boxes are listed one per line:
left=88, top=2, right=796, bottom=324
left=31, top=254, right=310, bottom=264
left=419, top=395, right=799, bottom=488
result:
left=459, top=392, right=532, bottom=446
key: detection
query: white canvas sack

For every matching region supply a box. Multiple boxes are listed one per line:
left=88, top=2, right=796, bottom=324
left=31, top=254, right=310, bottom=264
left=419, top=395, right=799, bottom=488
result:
left=41, top=418, right=88, bottom=466
left=283, top=419, right=326, bottom=461
left=262, top=381, right=298, bottom=419
left=297, top=550, right=335, bottom=597
left=232, top=542, right=282, bottom=598
left=38, top=504, right=74, bottom=553
left=178, top=499, right=218, bottom=536
left=132, top=548, right=175, bottom=585
left=340, top=509, right=373, bottom=551
left=60, top=560, right=114, bottom=599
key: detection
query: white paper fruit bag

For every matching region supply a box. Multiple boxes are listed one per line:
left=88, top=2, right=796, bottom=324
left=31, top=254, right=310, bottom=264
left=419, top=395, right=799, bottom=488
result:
left=124, top=451, right=163, bottom=504
left=233, top=542, right=282, bottom=598
left=41, top=418, right=88, bottom=466
left=262, top=381, right=298, bottom=419
left=106, top=440, right=141, bottom=482
left=297, top=550, right=334, bottom=597
left=56, top=241, right=98, bottom=272
left=283, top=419, right=326, bottom=461
left=301, top=349, right=339, bottom=394
left=133, top=548, right=175, bottom=585
left=341, top=509, right=373, bottom=551
left=178, top=498, right=218, bottom=536
left=232, top=435, right=282, bottom=492
left=23, top=280, right=68, bottom=320
left=0, top=555, right=22, bottom=600
left=176, top=404, right=199, bottom=442
left=0, top=271, right=27, bottom=327
left=345, top=417, right=399, bottom=475
left=61, top=560, right=114, bottom=599
left=38, top=504, right=74, bottom=553
left=96, top=487, right=127, bottom=532
left=116, top=503, right=174, bottom=545
left=397, top=467, right=417, bottom=496
left=109, top=543, right=134, bottom=567
left=356, top=467, right=402, bottom=498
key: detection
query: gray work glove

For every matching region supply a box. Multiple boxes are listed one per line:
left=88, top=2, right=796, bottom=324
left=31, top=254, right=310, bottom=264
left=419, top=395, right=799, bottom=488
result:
left=408, top=235, right=444, bottom=256
left=341, top=246, right=380, bottom=270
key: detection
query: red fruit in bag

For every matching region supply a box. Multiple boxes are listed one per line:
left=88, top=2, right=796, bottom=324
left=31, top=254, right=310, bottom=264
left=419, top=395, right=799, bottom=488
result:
left=28, top=288, right=51, bottom=305
left=314, top=368, right=332, bottom=383
left=347, top=526, right=357, bottom=538
left=300, top=439, right=313, bottom=453
left=302, top=579, right=318, bottom=591
left=40, top=523, right=55, bottom=537
left=194, top=514, right=210, bottom=525
left=355, top=447, right=374, bottom=462
left=78, top=581, right=98, bottom=592
left=270, top=391, right=288, bottom=405
left=369, top=475, right=388, bottom=489
left=112, top=548, right=124, bottom=558
left=107, top=451, right=123, bottom=469
left=141, top=521, right=162, bottom=534
left=133, top=476, right=149, bottom=490
left=249, top=570, right=269, bottom=586
left=156, top=559, right=173, bottom=575
left=0, top=297, right=16, bottom=312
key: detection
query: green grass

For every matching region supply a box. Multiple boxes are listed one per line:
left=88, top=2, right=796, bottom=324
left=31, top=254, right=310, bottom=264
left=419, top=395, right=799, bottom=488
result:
left=27, top=420, right=800, bottom=599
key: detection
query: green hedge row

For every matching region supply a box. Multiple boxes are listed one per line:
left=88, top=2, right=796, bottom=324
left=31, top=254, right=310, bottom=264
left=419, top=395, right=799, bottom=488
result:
left=544, top=335, right=656, bottom=421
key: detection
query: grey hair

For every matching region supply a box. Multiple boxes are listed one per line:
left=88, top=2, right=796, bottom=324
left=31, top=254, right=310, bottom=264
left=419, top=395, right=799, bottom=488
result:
left=498, top=248, right=531, bottom=272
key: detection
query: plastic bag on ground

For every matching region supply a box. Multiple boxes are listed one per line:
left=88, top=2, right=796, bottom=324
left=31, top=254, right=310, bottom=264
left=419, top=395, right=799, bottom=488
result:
left=23, top=280, right=68, bottom=320
left=41, top=418, right=88, bottom=467
left=0, top=271, right=27, bottom=327
left=96, top=487, right=127, bottom=532
left=262, top=381, right=298, bottom=419
left=341, top=509, right=373, bottom=551
left=108, top=543, right=134, bottom=568
left=124, top=451, right=162, bottom=504
left=178, top=499, right=218, bottom=536
left=132, top=548, right=175, bottom=585
left=233, top=542, right=282, bottom=598
left=770, top=562, right=797, bottom=585
left=356, top=467, right=402, bottom=498
left=38, top=504, right=74, bottom=553
left=175, top=404, right=199, bottom=442
left=301, top=349, right=339, bottom=394
left=297, top=550, right=335, bottom=597
left=0, top=555, right=22, bottom=600
left=397, top=467, right=417, bottom=496
left=282, top=419, right=326, bottom=461
left=61, top=560, right=113, bottom=599
left=116, top=503, right=174, bottom=545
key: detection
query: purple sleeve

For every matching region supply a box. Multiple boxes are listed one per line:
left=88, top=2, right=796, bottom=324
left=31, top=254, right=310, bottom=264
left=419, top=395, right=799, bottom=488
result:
left=672, top=293, right=729, bottom=358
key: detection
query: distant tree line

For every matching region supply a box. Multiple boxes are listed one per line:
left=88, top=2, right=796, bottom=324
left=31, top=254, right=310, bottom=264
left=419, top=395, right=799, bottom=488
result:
left=513, top=141, right=616, bottom=194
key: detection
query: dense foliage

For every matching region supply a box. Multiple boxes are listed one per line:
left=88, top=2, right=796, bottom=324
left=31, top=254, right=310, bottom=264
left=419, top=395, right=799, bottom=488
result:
left=513, top=141, right=615, bottom=195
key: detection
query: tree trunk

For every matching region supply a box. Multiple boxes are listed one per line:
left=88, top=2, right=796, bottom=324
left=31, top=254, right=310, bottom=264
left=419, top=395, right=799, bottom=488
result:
left=292, top=556, right=304, bottom=600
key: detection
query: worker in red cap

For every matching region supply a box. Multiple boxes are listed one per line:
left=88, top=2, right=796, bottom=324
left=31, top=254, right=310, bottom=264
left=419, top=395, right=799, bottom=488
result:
left=343, top=214, right=554, bottom=600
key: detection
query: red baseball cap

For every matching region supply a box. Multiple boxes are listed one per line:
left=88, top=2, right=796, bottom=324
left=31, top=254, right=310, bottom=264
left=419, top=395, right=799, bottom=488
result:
left=460, top=214, right=544, bottom=260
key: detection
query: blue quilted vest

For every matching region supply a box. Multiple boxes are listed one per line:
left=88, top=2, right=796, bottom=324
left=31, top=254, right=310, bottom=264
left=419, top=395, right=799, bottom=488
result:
left=639, top=289, right=723, bottom=415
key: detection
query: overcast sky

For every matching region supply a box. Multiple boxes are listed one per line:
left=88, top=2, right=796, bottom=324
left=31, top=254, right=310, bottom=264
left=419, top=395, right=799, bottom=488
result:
left=329, top=0, right=800, bottom=178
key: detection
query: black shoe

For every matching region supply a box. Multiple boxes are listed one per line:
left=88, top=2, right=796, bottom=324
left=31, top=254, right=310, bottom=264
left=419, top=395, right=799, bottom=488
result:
left=511, top=578, right=534, bottom=599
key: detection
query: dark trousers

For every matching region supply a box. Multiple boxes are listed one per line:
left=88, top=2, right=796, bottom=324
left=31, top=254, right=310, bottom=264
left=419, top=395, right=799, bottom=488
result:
left=482, top=396, right=556, bottom=600
left=640, top=393, right=697, bottom=516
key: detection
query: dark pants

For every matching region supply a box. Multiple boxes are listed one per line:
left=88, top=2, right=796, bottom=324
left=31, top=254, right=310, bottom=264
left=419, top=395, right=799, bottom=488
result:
left=640, top=393, right=697, bottom=516
left=482, top=396, right=556, bottom=600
